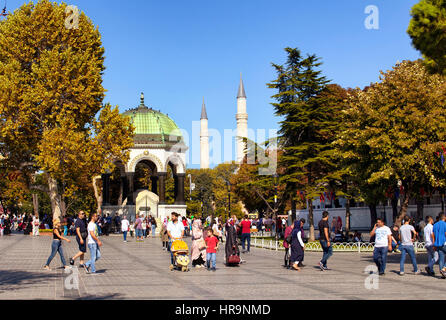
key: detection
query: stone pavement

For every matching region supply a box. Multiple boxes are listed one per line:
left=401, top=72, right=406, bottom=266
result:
left=0, top=233, right=445, bottom=300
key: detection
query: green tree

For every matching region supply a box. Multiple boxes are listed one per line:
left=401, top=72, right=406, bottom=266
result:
left=268, top=47, right=339, bottom=241
left=337, top=60, right=446, bottom=226
left=408, top=0, right=446, bottom=74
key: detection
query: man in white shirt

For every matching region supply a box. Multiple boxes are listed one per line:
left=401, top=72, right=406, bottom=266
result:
left=399, top=216, right=420, bottom=276
left=167, top=212, right=184, bottom=268
left=85, top=213, right=102, bottom=274
left=370, top=218, right=392, bottom=275
left=121, top=216, right=130, bottom=242
left=424, top=216, right=436, bottom=276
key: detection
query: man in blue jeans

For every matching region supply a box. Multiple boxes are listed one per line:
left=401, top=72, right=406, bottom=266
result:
left=318, top=211, right=333, bottom=271
left=85, top=213, right=102, bottom=274
left=370, top=218, right=392, bottom=275
left=399, top=216, right=419, bottom=276
left=240, top=215, right=251, bottom=253
left=424, top=216, right=436, bottom=276
left=432, top=212, right=446, bottom=278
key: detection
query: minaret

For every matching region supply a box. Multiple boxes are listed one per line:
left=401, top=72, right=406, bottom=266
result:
left=200, top=98, right=210, bottom=169
left=236, top=74, right=248, bottom=163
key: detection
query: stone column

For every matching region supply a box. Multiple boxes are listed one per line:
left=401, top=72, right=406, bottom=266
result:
left=126, top=172, right=135, bottom=205
left=175, top=173, right=186, bottom=205
left=158, top=172, right=167, bottom=204
left=101, top=173, right=111, bottom=206
left=151, top=176, right=159, bottom=195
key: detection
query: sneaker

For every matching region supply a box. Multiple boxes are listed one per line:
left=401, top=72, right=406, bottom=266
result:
left=414, top=270, right=421, bottom=275
left=43, top=265, right=51, bottom=271
left=319, top=261, right=325, bottom=271
left=211, top=268, right=216, bottom=272
left=323, top=266, right=329, bottom=271
left=64, top=265, right=72, bottom=270
left=79, top=264, right=86, bottom=269
left=425, top=267, right=433, bottom=276
left=85, top=265, right=91, bottom=274
left=440, top=269, right=446, bottom=278
left=395, top=249, right=401, bottom=253
left=69, top=258, right=74, bottom=266
left=379, top=272, right=385, bottom=276
left=399, top=272, right=405, bottom=276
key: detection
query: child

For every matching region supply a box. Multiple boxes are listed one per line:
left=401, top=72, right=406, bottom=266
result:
left=129, top=223, right=135, bottom=238
left=205, top=228, right=219, bottom=271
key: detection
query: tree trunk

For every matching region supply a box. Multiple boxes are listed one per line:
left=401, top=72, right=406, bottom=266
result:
left=47, top=175, right=62, bottom=222
left=345, top=199, right=351, bottom=232
left=32, top=193, right=39, bottom=216
left=395, top=193, right=410, bottom=227
left=416, top=199, right=424, bottom=223
left=308, top=198, right=315, bottom=241
left=391, top=196, right=398, bottom=223
left=369, top=204, right=377, bottom=229
left=92, top=175, right=103, bottom=214
left=291, top=198, right=296, bottom=222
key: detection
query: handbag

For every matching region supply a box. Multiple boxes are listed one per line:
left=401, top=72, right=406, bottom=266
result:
left=228, top=254, right=240, bottom=264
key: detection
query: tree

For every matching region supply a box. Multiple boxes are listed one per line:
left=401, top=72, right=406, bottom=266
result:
left=337, top=60, right=446, bottom=226
left=0, top=0, right=134, bottom=221
left=408, top=0, right=446, bottom=75
left=268, top=47, right=339, bottom=241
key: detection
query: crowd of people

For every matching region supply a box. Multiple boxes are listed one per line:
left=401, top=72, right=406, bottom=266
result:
left=5, top=207, right=446, bottom=278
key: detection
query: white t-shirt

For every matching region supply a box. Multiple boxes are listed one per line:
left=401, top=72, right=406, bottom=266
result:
left=87, top=221, right=98, bottom=245
left=374, top=226, right=391, bottom=248
left=424, top=223, right=434, bottom=246
left=167, top=221, right=184, bottom=239
left=121, top=219, right=129, bottom=232
left=400, top=224, right=415, bottom=246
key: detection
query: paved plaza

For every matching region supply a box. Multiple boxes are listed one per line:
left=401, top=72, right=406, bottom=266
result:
left=0, top=233, right=445, bottom=300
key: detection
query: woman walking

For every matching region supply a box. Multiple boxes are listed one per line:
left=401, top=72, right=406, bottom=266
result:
left=290, top=219, right=306, bottom=271
left=191, top=218, right=206, bottom=268
left=151, top=216, right=157, bottom=238
left=43, top=220, right=71, bottom=271
left=142, top=218, right=147, bottom=238
left=225, top=217, right=240, bottom=266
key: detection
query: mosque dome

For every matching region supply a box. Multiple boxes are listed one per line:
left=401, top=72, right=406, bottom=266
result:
left=123, top=93, right=183, bottom=147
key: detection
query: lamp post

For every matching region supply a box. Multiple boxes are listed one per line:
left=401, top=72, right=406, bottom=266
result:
left=226, top=181, right=231, bottom=222
left=273, top=173, right=279, bottom=242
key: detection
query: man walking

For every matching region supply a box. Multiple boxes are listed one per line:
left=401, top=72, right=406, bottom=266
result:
left=318, top=211, right=333, bottom=271
left=432, top=212, right=446, bottom=278
left=85, top=213, right=102, bottom=274
left=70, top=211, right=88, bottom=267
left=370, top=218, right=392, bottom=276
left=240, top=215, right=252, bottom=253
left=134, top=214, right=143, bottom=242
left=167, top=212, right=184, bottom=269
left=424, top=216, right=436, bottom=276
left=399, top=216, right=420, bottom=276
left=121, top=215, right=129, bottom=242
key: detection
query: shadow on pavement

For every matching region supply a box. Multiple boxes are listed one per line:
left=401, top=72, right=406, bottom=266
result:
left=77, top=293, right=124, bottom=300
left=0, top=270, right=59, bottom=290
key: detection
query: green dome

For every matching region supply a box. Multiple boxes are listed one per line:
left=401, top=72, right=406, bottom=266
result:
left=123, top=94, right=183, bottom=147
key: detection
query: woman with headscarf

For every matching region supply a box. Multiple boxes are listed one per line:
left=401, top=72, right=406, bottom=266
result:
left=160, top=218, right=169, bottom=251
left=290, top=219, right=306, bottom=271
left=336, top=216, right=343, bottom=234
left=225, top=217, right=240, bottom=266
left=191, top=218, right=206, bottom=268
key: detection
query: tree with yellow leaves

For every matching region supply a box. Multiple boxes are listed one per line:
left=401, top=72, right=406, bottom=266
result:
left=0, top=1, right=134, bottom=221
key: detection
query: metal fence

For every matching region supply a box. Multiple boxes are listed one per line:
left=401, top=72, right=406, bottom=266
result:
left=250, top=237, right=428, bottom=253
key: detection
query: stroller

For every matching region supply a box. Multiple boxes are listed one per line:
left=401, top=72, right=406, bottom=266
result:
left=169, top=239, right=190, bottom=272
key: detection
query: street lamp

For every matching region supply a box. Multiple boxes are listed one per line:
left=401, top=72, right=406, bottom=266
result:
left=226, top=181, right=231, bottom=222
left=273, top=173, right=279, bottom=242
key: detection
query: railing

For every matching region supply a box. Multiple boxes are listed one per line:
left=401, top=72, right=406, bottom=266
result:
left=250, top=238, right=428, bottom=253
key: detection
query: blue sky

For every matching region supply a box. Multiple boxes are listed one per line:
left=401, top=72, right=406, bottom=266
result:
left=6, top=0, right=421, bottom=167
